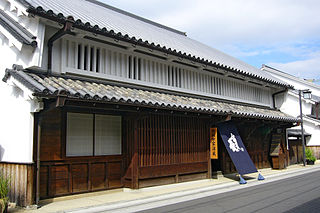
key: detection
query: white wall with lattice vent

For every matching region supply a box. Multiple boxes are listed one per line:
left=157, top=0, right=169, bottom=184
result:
left=59, top=36, right=272, bottom=106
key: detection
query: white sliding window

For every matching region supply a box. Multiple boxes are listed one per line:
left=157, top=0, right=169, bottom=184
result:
left=66, top=113, right=122, bottom=157
left=95, top=115, right=122, bottom=155
left=66, top=113, right=93, bottom=156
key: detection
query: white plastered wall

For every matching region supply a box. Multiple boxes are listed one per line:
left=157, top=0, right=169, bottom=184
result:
left=273, top=80, right=320, bottom=146
left=0, top=0, right=45, bottom=163
left=304, top=120, right=320, bottom=146
left=0, top=79, right=43, bottom=163
left=279, top=92, right=312, bottom=118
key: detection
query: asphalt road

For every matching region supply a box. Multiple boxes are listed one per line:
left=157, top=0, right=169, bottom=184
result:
left=139, top=170, right=320, bottom=213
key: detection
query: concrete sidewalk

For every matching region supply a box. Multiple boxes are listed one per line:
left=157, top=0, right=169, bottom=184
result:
left=9, top=161, right=320, bottom=213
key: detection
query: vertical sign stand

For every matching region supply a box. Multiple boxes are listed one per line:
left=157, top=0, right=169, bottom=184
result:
left=210, top=128, right=218, bottom=159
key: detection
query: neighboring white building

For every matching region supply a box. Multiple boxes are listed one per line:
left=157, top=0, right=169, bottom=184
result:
left=262, top=65, right=320, bottom=159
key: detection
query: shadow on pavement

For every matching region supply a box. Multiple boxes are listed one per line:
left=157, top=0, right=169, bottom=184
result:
left=284, top=197, right=320, bottom=213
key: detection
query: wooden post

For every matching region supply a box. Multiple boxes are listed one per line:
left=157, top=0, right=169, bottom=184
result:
left=26, top=164, right=34, bottom=207
left=207, top=123, right=211, bottom=179
left=36, top=115, right=42, bottom=205
left=68, top=164, right=72, bottom=193
left=132, top=118, right=139, bottom=189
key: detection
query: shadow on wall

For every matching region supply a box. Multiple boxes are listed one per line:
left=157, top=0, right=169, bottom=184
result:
left=11, top=85, right=24, bottom=99
left=0, top=145, right=4, bottom=160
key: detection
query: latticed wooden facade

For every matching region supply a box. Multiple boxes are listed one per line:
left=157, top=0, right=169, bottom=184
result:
left=30, top=99, right=292, bottom=199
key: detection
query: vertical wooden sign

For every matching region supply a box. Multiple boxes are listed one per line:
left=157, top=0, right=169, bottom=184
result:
left=210, top=128, right=218, bottom=159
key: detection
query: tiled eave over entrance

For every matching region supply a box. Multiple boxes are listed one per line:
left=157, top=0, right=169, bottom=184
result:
left=3, top=67, right=298, bottom=123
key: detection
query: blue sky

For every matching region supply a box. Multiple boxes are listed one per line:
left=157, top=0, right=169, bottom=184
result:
left=102, top=0, right=320, bottom=82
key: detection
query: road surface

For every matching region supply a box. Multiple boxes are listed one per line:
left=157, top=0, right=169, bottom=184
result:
left=139, top=170, right=320, bottom=213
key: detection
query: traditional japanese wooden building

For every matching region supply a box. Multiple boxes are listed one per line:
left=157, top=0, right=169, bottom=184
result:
left=0, top=0, right=298, bottom=206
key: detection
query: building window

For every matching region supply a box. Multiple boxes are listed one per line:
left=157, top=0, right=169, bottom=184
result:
left=66, top=112, right=121, bottom=157
left=66, top=113, right=94, bottom=156
left=95, top=114, right=122, bottom=155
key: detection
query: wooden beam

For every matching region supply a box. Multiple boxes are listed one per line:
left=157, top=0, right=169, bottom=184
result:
left=132, top=117, right=139, bottom=189
left=207, top=121, right=211, bottom=179
left=56, top=95, right=67, bottom=107
left=35, top=115, right=42, bottom=205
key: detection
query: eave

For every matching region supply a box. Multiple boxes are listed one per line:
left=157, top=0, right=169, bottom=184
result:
left=3, top=67, right=299, bottom=123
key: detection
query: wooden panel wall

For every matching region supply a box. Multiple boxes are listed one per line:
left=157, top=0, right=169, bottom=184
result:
left=40, top=108, right=282, bottom=193
left=123, top=117, right=134, bottom=183
left=0, top=163, right=34, bottom=206
left=40, top=159, right=122, bottom=198
left=239, top=123, right=274, bottom=169
left=289, top=144, right=320, bottom=164
left=40, top=109, right=62, bottom=161
left=308, top=146, right=320, bottom=159
left=219, top=123, right=276, bottom=174
left=123, top=114, right=210, bottom=188
left=289, top=140, right=303, bottom=164
left=138, top=114, right=208, bottom=167
left=39, top=109, right=123, bottom=199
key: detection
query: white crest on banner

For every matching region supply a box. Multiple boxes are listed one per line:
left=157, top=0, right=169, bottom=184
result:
left=227, top=133, right=244, bottom=152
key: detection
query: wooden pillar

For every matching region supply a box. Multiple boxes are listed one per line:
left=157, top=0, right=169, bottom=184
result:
left=132, top=118, right=139, bottom=189
left=35, top=115, right=42, bottom=205
left=207, top=123, right=211, bottom=179
left=26, top=165, right=34, bottom=206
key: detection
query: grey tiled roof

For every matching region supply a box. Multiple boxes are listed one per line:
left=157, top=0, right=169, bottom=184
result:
left=3, top=68, right=298, bottom=123
left=0, top=9, right=37, bottom=47
left=287, top=129, right=311, bottom=137
left=21, top=0, right=290, bottom=88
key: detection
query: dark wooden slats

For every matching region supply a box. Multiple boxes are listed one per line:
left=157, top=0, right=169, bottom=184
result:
left=40, top=160, right=122, bottom=198
left=49, top=165, right=69, bottom=195
left=91, top=162, right=106, bottom=190
left=40, top=109, right=62, bottom=161
left=0, top=163, right=34, bottom=206
left=72, top=164, right=88, bottom=193
left=139, top=162, right=208, bottom=179
left=108, top=162, right=122, bottom=188
left=138, top=114, right=208, bottom=167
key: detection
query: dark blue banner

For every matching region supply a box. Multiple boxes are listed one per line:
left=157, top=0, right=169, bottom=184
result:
left=217, top=121, right=257, bottom=175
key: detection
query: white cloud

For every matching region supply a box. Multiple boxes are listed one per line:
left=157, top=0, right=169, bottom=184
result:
left=105, top=1, right=320, bottom=51
left=268, top=54, right=320, bottom=80
left=151, top=0, right=320, bottom=46
left=104, top=0, right=320, bottom=46
left=216, top=44, right=261, bottom=57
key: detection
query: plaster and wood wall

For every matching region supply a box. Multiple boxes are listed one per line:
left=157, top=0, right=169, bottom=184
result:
left=36, top=102, right=287, bottom=199
left=37, top=107, right=211, bottom=198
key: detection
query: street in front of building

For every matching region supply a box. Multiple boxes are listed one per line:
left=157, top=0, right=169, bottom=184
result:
left=139, top=169, right=320, bottom=213
left=31, top=163, right=317, bottom=213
